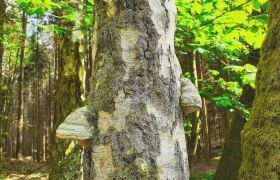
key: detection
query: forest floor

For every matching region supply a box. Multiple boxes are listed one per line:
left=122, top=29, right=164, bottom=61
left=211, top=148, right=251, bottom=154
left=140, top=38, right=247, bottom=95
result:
left=0, top=156, right=219, bottom=180
left=0, top=159, right=48, bottom=180
left=190, top=158, right=219, bottom=179
left=189, top=147, right=222, bottom=179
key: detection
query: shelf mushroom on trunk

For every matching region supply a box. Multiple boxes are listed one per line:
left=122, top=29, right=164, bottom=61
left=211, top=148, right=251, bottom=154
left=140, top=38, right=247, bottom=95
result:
left=56, top=106, right=94, bottom=147
left=180, top=77, right=202, bottom=115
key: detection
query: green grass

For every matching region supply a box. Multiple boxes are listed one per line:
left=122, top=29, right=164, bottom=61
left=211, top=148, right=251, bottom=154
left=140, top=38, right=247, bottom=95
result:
left=190, top=172, right=215, bottom=180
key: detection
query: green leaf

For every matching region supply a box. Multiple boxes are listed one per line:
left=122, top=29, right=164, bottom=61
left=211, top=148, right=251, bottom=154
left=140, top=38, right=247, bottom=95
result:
left=216, top=1, right=228, bottom=9
left=209, top=70, right=220, bottom=76
left=31, top=7, right=45, bottom=16
left=253, top=1, right=262, bottom=12
left=63, top=14, right=76, bottom=22
left=192, top=2, right=202, bottom=14
left=243, top=64, right=257, bottom=72
left=1, top=85, right=8, bottom=91
left=18, top=1, right=30, bottom=9
left=258, top=0, right=268, bottom=4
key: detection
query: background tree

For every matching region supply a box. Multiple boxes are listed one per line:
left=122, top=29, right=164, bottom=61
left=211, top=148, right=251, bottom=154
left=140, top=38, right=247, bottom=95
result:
left=49, top=1, right=85, bottom=179
left=239, top=0, right=280, bottom=179
left=0, top=0, right=6, bottom=151
left=16, top=11, right=27, bottom=159
left=176, top=0, right=268, bottom=165
left=0, top=0, right=6, bottom=112
left=214, top=49, right=259, bottom=180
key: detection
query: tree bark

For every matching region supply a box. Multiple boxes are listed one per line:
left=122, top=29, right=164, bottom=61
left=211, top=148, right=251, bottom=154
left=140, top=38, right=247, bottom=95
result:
left=0, top=0, right=6, bottom=125
left=239, top=1, right=280, bottom=179
left=87, top=1, right=189, bottom=179
left=214, top=48, right=259, bottom=179
left=197, top=57, right=210, bottom=165
left=49, top=3, right=84, bottom=179
left=188, top=51, right=201, bottom=163
left=0, top=0, right=6, bottom=154
left=16, top=11, right=27, bottom=159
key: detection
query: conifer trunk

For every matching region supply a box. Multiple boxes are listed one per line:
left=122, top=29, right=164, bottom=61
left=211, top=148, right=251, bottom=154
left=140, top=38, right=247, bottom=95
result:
left=0, top=0, right=6, bottom=153
left=0, top=0, right=5, bottom=110
left=87, top=1, right=189, bottom=179
left=16, top=11, right=27, bottom=159
left=239, top=1, right=280, bottom=179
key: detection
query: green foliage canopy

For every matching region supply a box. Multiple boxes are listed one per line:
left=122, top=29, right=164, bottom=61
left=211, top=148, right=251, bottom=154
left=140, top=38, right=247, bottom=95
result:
left=176, top=0, right=268, bottom=118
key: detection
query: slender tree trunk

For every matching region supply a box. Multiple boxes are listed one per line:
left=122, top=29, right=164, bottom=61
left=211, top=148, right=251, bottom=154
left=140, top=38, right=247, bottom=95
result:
left=16, top=11, right=27, bottom=159
left=27, top=84, right=32, bottom=157
left=196, top=55, right=210, bottom=164
left=201, top=97, right=210, bottom=164
left=84, top=30, right=92, bottom=97
left=0, top=1, right=6, bottom=141
left=239, top=1, right=280, bottom=179
left=32, top=80, right=36, bottom=161
left=188, top=51, right=201, bottom=162
left=0, top=0, right=5, bottom=86
left=87, top=1, right=189, bottom=179
left=4, top=50, right=17, bottom=157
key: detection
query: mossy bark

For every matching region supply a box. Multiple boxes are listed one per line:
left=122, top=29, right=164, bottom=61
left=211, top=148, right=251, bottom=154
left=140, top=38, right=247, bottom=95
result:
left=214, top=86, right=254, bottom=180
left=239, top=1, right=280, bottom=179
left=87, top=0, right=189, bottom=179
left=49, top=5, right=84, bottom=179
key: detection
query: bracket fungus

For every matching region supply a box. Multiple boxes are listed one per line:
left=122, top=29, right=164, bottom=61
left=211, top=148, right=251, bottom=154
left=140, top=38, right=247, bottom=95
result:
left=56, top=106, right=93, bottom=147
left=180, top=77, right=202, bottom=115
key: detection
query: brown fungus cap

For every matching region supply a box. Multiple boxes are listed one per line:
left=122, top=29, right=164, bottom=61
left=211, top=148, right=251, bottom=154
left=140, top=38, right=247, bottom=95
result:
left=180, top=77, right=202, bottom=115
left=56, top=106, right=93, bottom=147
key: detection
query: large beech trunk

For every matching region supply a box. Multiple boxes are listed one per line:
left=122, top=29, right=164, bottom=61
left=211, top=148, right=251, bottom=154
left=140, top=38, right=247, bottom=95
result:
left=87, top=0, right=189, bottom=179
left=239, top=0, right=280, bottom=179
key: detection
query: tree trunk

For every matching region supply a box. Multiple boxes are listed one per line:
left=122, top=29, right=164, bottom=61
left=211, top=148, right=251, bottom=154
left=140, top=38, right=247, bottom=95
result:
left=196, top=56, right=210, bottom=165
left=87, top=1, right=189, bottom=179
left=16, top=11, right=27, bottom=159
left=0, top=0, right=5, bottom=91
left=239, top=1, right=280, bottom=179
left=214, top=86, right=255, bottom=180
left=0, top=0, right=6, bottom=154
left=188, top=51, right=201, bottom=163
left=214, top=48, right=259, bottom=179
left=49, top=3, right=84, bottom=178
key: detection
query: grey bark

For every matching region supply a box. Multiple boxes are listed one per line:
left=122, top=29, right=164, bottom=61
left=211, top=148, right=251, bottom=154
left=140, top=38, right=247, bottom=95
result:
left=87, top=0, right=190, bottom=179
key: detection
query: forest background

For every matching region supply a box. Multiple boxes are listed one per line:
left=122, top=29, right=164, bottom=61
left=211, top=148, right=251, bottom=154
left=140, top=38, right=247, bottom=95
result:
left=0, top=0, right=269, bottom=179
